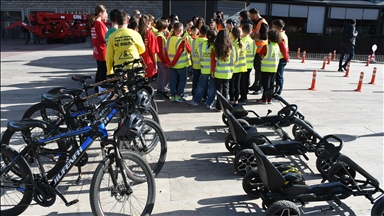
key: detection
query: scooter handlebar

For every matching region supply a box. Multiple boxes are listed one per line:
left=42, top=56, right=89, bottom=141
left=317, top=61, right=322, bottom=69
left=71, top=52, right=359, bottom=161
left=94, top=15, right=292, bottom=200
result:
left=315, top=134, right=344, bottom=159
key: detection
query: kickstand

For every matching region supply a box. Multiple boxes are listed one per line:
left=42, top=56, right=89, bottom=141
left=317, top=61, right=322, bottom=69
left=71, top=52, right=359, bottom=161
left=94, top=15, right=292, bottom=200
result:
left=75, top=166, right=82, bottom=185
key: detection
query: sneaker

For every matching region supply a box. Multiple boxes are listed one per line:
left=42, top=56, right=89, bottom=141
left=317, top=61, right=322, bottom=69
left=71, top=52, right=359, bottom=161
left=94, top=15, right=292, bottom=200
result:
left=337, top=68, right=344, bottom=72
left=156, top=90, right=163, bottom=97
left=206, top=104, right=213, bottom=109
left=175, top=95, right=185, bottom=103
left=256, top=99, right=267, bottom=104
left=162, top=92, right=170, bottom=99
left=188, top=100, right=199, bottom=106
left=202, top=98, right=206, bottom=103
left=267, top=99, right=272, bottom=104
left=170, top=96, right=175, bottom=102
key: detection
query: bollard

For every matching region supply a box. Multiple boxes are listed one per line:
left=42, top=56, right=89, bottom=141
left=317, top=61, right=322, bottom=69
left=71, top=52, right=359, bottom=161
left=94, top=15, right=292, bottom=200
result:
left=343, top=62, right=350, bottom=77
left=297, top=48, right=301, bottom=58
left=332, top=50, right=336, bottom=60
left=301, top=51, right=306, bottom=63
left=366, top=55, right=371, bottom=66
left=327, top=52, right=331, bottom=64
left=321, top=56, right=326, bottom=69
left=368, top=67, right=377, bottom=84
left=308, top=70, right=317, bottom=91
left=354, top=72, right=364, bottom=92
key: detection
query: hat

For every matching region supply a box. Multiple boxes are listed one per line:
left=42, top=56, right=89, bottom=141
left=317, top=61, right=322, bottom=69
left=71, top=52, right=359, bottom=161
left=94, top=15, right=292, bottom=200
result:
left=226, top=18, right=236, bottom=25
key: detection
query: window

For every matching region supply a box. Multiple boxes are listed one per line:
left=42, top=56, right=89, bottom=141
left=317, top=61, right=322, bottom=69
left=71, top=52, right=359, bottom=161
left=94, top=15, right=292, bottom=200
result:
left=326, top=7, right=379, bottom=36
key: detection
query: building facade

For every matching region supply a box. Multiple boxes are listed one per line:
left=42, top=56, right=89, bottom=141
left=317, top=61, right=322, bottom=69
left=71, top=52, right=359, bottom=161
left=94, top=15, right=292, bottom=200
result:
left=1, top=0, right=383, bottom=54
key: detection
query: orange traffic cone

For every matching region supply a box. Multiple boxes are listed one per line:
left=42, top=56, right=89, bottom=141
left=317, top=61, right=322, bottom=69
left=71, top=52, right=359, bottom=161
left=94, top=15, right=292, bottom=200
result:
left=321, top=56, right=326, bottom=69
left=308, top=70, right=317, bottom=91
left=343, top=62, right=350, bottom=77
left=327, top=52, right=331, bottom=64
left=301, top=51, right=306, bottom=63
left=366, top=55, right=371, bottom=66
left=368, top=67, right=377, bottom=84
left=354, top=72, right=364, bottom=92
left=297, top=48, right=301, bottom=58
left=332, top=50, right=336, bottom=60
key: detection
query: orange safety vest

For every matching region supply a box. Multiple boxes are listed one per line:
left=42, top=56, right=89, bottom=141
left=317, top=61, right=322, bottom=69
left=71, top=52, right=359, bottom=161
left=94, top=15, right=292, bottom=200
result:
left=252, top=18, right=268, bottom=53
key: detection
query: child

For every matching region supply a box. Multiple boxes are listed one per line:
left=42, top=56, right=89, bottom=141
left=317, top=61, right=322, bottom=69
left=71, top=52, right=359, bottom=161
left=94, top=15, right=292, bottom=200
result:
left=156, top=19, right=172, bottom=99
left=167, top=22, right=192, bottom=102
left=188, top=29, right=217, bottom=109
left=190, top=25, right=208, bottom=97
left=239, top=23, right=256, bottom=104
left=138, top=15, right=159, bottom=79
left=256, top=29, right=288, bottom=104
left=211, top=30, right=236, bottom=111
left=229, top=26, right=246, bottom=104
left=105, top=9, right=120, bottom=45
left=90, top=5, right=108, bottom=93
left=272, top=19, right=290, bottom=95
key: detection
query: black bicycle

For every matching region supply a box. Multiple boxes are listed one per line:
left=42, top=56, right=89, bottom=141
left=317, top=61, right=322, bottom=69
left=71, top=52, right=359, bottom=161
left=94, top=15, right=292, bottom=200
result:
left=1, top=111, right=156, bottom=215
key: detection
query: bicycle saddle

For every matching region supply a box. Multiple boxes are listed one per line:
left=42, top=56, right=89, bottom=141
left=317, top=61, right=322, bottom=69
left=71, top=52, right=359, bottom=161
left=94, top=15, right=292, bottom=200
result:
left=7, top=119, right=48, bottom=131
left=42, top=92, right=74, bottom=102
left=72, top=75, right=93, bottom=82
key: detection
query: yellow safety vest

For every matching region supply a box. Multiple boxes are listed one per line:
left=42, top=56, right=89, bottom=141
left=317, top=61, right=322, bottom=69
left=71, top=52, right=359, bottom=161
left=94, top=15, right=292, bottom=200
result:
left=261, top=42, right=280, bottom=73
left=280, top=31, right=289, bottom=59
left=156, top=32, right=167, bottom=62
left=167, top=36, right=191, bottom=69
left=199, top=40, right=214, bottom=75
left=214, top=46, right=235, bottom=79
left=233, top=39, right=247, bottom=73
left=191, top=36, right=207, bottom=70
left=242, top=35, right=256, bottom=69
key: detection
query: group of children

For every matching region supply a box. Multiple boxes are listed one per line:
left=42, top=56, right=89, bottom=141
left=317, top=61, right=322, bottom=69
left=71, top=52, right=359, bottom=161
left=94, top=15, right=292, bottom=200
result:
left=90, top=5, right=289, bottom=110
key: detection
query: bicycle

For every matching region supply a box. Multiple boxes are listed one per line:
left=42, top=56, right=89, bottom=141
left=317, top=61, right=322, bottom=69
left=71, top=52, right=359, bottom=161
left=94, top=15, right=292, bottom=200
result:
left=1, top=111, right=156, bottom=215
left=2, top=63, right=167, bottom=179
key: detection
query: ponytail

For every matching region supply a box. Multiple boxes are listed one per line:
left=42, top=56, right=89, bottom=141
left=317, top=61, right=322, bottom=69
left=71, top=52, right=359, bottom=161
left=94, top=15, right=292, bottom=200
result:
left=237, top=38, right=243, bottom=49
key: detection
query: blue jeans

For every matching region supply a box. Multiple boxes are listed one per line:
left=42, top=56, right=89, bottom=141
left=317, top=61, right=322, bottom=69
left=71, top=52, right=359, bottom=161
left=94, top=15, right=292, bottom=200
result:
left=192, top=69, right=201, bottom=97
left=339, top=43, right=355, bottom=68
left=275, top=58, right=287, bottom=95
left=170, top=67, right=187, bottom=96
left=193, top=74, right=216, bottom=106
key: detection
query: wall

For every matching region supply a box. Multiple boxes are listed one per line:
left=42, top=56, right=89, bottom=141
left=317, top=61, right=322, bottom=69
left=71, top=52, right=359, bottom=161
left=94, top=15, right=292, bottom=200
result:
left=0, top=0, right=163, bottom=39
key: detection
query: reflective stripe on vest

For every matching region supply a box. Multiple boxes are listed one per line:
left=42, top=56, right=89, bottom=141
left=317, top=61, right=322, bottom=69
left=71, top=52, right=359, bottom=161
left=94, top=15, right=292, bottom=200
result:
left=261, top=42, right=280, bottom=73
left=199, top=41, right=213, bottom=75
left=156, top=32, right=167, bottom=62
left=167, top=36, right=190, bottom=69
left=233, top=39, right=247, bottom=73
left=192, top=37, right=207, bottom=70
left=242, top=36, right=256, bottom=69
left=253, top=18, right=268, bottom=53
left=215, top=47, right=235, bottom=79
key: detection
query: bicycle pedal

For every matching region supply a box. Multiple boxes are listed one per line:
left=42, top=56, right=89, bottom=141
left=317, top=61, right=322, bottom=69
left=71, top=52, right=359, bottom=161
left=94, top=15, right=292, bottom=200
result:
left=66, top=199, right=79, bottom=206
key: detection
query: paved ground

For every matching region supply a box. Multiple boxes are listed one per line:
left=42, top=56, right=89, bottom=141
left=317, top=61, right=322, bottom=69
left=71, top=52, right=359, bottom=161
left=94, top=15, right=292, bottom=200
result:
left=1, top=38, right=383, bottom=216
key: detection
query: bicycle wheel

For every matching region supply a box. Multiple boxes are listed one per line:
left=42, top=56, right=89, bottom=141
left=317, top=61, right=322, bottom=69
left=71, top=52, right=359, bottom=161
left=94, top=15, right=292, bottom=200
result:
left=90, top=152, right=156, bottom=216
left=1, top=144, right=33, bottom=215
left=118, top=118, right=167, bottom=176
left=142, top=106, right=160, bottom=125
left=1, top=123, right=68, bottom=179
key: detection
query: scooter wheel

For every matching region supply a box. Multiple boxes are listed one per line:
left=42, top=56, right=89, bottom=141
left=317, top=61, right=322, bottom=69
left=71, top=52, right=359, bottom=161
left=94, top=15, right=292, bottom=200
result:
left=242, top=168, right=262, bottom=199
left=316, top=157, right=338, bottom=180
left=234, top=149, right=256, bottom=175
left=371, top=196, right=384, bottom=216
left=225, top=134, right=238, bottom=154
left=327, top=162, right=356, bottom=199
left=265, top=200, right=301, bottom=216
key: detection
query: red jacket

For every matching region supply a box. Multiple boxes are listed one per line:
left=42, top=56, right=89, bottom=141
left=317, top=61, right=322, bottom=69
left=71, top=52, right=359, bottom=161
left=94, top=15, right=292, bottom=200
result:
left=91, top=20, right=107, bottom=61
